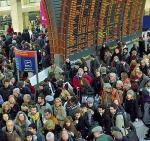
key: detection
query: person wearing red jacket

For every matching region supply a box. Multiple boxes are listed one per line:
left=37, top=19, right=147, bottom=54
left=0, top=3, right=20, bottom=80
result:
left=72, top=68, right=92, bottom=89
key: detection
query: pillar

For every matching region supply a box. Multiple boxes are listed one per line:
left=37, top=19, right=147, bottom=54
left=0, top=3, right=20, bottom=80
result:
left=11, top=0, right=23, bottom=32
left=23, top=13, right=31, bottom=30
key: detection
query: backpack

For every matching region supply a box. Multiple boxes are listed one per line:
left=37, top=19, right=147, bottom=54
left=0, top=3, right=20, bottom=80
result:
left=117, top=111, right=131, bottom=129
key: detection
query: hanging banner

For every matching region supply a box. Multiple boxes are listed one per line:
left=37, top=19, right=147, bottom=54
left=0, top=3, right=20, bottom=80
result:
left=15, top=50, right=37, bottom=72
left=40, top=0, right=48, bottom=26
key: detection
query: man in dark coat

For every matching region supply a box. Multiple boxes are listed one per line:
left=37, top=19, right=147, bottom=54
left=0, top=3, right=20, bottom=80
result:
left=93, top=105, right=111, bottom=135
left=138, top=37, right=145, bottom=57
left=90, top=55, right=100, bottom=77
left=0, top=79, right=13, bottom=101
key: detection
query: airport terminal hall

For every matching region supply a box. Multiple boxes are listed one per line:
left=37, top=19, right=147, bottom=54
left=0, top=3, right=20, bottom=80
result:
left=0, top=0, right=150, bottom=141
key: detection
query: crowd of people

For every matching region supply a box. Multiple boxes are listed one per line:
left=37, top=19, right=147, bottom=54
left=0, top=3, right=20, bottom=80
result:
left=0, top=24, right=150, bottom=141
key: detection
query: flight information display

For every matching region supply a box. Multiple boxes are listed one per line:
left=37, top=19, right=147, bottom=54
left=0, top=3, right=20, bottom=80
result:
left=44, top=0, right=146, bottom=58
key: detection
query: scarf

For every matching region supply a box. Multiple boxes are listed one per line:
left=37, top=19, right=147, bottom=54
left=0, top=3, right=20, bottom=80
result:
left=31, top=112, right=40, bottom=122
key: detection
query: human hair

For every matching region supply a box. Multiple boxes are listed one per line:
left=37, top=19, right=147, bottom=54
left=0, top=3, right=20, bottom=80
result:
left=110, top=103, right=118, bottom=110
left=2, top=101, right=11, bottom=113
left=44, top=109, right=52, bottom=114
left=28, top=123, right=37, bottom=130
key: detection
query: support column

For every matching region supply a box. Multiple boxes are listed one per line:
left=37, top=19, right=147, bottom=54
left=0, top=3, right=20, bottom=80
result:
left=11, top=0, right=23, bottom=32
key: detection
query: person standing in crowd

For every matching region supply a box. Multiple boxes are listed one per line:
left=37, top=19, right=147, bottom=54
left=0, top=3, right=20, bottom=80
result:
left=92, top=126, right=114, bottom=141
left=109, top=103, right=128, bottom=136
left=90, top=55, right=100, bottom=77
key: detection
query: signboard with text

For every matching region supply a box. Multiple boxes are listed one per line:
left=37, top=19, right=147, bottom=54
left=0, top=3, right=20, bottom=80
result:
left=15, top=50, right=37, bottom=72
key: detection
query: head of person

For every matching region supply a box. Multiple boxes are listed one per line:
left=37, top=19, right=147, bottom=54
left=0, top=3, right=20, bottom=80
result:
left=98, top=105, right=105, bottom=114
left=2, top=113, right=9, bottom=122
left=46, top=132, right=55, bottom=141
left=92, top=126, right=103, bottom=138
left=28, top=123, right=37, bottom=135
left=140, top=60, right=146, bottom=67
left=61, top=129, right=69, bottom=141
left=6, top=120, right=14, bottom=133
left=8, top=95, right=16, bottom=106
left=96, top=71, right=101, bottom=77
left=123, top=82, right=131, bottom=91
left=113, top=99, right=120, bottom=106
left=13, top=88, right=20, bottom=97
left=78, top=68, right=84, bottom=77
left=80, top=103, right=88, bottom=113
left=109, top=73, right=117, bottom=83
left=54, top=98, right=62, bottom=107
left=37, top=93, right=45, bottom=105
left=114, top=56, right=119, bottom=63
left=2, top=101, right=11, bottom=113
left=30, top=105, right=38, bottom=115
left=103, top=83, right=112, bottom=93
left=123, top=48, right=128, bottom=54
left=116, top=80, right=123, bottom=90
left=74, top=110, right=81, bottom=120
left=83, top=66, right=89, bottom=73
left=25, top=131, right=33, bottom=141
left=90, top=54, right=95, bottom=60
left=121, top=72, right=128, bottom=81
left=17, top=81, right=25, bottom=89
left=126, top=90, right=135, bottom=100
left=137, top=71, right=143, bottom=79
left=86, top=97, right=94, bottom=108
left=148, top=69, right=150, bottom=77
left=74, top=62, right=80, bottom=69
left=16, top=111, right=26, bottom=123
left=115, top=48, right=120, bottom=54
left=23, top=94, right=31, bottom=104
left=64, top=116, right=73, bottom=127
left=10, top=77, right=16, bottom=85
left=3, top=79, right=10, bottom=88
left=111, top=127, right=123, bottom=141
left=44, top=109, right=53, bottom=120
left=146, top=79, right=150, bottom=88
left=109, top=103, right=118, bottom=115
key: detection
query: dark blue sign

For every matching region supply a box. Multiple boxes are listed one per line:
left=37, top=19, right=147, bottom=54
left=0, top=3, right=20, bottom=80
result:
left=15, top=50, right=36, bottom=72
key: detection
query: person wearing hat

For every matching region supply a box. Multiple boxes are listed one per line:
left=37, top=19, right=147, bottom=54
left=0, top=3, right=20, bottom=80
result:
left=92, top=126, right=114, bottom=141
left=86, top=97, right=97, bottom=112
left=36, top=93, right=52, bottom=118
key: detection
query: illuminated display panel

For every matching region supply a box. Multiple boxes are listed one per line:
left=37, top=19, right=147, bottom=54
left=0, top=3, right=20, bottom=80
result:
left=44, top=0, right=146, bottom=59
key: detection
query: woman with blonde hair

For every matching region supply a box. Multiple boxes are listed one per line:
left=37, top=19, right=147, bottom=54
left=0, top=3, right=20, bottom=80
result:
left=8, top=95, right=20, bottom=120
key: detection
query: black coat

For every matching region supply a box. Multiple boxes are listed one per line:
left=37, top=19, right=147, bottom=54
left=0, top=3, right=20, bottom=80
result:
left=92, top=76, right=104, bottom=95
left=93, top=111, right=111, bottom=134
left=124, top=99, right=138, bottom=122
left=0, top=86, right=13, bottom=101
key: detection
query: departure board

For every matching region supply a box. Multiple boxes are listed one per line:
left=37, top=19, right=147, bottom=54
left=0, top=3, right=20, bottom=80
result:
left=44, top=0, right=146, bottom=59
